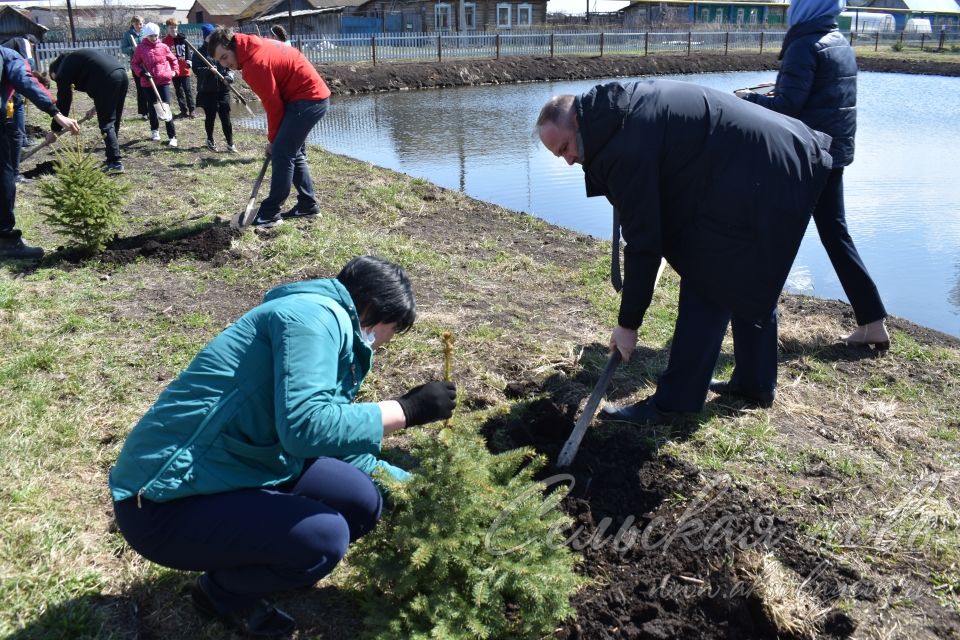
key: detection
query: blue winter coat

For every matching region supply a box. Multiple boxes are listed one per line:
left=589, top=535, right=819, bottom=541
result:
left=578, top=80, right=833, bottom=328
left=109, top=278, right=406, bottom=504
left=0, top=46, right=59, bottom=120
left=744, top=15, right=857, bottom=166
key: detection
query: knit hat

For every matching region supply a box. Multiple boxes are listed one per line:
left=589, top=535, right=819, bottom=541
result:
left=200, top=23, right=215, bottom=38
left=141, top=22, right=160, bottom=37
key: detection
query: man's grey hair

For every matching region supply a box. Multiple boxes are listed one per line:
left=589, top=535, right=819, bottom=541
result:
left=536, top=94, right=576, bottom=131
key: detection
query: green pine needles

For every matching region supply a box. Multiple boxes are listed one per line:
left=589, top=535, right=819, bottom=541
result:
left=38, top=138, right=129, bottom=253
left=349, top=424, right=586, bottom=639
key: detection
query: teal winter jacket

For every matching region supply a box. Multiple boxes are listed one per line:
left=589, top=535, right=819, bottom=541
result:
left=109, top=279, right=406, bottom=504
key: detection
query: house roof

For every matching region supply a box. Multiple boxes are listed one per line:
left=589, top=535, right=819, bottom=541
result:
left=898, top=0, right=960, bottom=12
left=191, top=0, right=254, bottom=15
left=0, top=5, right=47, bottom=35
left=236, top=0, right=283, bottom=20
left=256, top=1, right=362, bottom=20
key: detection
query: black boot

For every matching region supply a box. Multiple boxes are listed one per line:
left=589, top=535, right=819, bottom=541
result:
left=0, top=231, right=43, bottom=260
left=191, top=576, right=296, bottom=638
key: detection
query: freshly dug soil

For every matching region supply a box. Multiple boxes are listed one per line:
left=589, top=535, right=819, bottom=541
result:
left=318, top=53, right=960, bottom=95
left=22, top=160, right=56, bottom=179
left=46, top=225, right=236, bottom=265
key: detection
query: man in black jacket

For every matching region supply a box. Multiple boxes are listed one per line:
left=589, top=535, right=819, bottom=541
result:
left=48, top=50, right=128, bottom=173
left=537, top=79, right=834, bottom=422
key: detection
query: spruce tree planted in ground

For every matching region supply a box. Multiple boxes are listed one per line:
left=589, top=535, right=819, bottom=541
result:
left=38, top=138, right=129, bottom=253
left=348, top=422, right=586, bottom=639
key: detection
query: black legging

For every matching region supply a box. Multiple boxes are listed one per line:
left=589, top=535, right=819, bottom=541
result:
left=199, top=93, right=233, bottom=146
left=146, top=83, right=176, bottom=139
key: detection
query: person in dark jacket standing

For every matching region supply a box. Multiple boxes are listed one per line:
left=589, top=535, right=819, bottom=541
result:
left=110, top=255, right=456, bottom=637
left=737, top=0, right=889, bottom=351
left=120, top=16, right=149, bottom=119
left=0, top=46, right=80, bottom=260
left=193, top=23, right=236, bottom=152
left=537, top=80, right=834, bottom=421
left=49, top=50, right=129, bottom=173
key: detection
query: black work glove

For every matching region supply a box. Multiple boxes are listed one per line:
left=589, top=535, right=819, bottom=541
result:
left=396, top=381, right=457, bottom=427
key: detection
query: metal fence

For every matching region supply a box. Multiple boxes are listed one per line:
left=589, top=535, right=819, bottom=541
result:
left=31, top=29, right=959, bottom=69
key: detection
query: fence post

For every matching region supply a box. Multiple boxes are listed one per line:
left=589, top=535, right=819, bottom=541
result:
left=899, top=30, right=904, bottom=48
left=875, top=30, right=879, bottom=52
left=600, top=32, right=605, bottom=57
left=372, top=35, right=377, bottom=65
left=550, top=32, right=554, bottom=57
left=496, top=33, right=500, bottom=59
left=644, top=31, right=649, bottom=56
left=724, top=31, right=729, bottom=55
left=759, top=30, right=764, bottom=54
left=850, top=30, right=856, bottom=45
left=686, top=31, right=691, bottom=55
left=920, top=32, right=926, bottom=51
left=438, top=34, right=442, bottom=62
left=939, top=29, right=945, bottom=51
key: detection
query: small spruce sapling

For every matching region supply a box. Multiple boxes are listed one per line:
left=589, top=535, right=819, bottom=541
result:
left=349, top=332, right=586, bottom=639
left=38, top=137, right=129, bottom=253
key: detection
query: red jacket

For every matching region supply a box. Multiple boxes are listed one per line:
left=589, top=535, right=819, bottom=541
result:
left=234, top=34, right=330, bottom=142
left=131, top=39, right=178, bottom=87
left=162, top=35, right=191, bottom=77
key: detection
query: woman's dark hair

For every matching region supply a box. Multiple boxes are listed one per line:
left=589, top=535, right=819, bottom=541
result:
left=206, top=27, right=236, bottom=53
left=337, top=256, right=416, bottom=333
left=270, top=24, right=289, bottom=42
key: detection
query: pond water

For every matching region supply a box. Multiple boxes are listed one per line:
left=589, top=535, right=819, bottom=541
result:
left=240, top=71, right=960, bottom=337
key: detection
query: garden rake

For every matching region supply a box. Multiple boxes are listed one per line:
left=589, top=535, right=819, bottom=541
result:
left=231, top=156, right=271, bottom=229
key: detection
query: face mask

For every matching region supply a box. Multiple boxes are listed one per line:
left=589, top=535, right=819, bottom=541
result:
left=359, top=328, right=376, bottom=348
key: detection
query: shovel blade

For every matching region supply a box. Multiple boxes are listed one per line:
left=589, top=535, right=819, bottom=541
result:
left=155, top=102, right=173, bottom=122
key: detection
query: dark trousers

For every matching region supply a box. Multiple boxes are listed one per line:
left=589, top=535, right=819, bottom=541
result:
left=258, top=98, right=328, bottom=219
left=146, top=83, right=176, bottom=139
left=113, top=457, right=382, bottom=613
left=0, top=118, right=23, bottom=235
left=812, top=168, right=886, bottom=325
left=198, top=92, right=232, bottom=145
left=93, top=70, right=128, bottom=164
left=653, top=280, right=778, bottom=412
left=172, top=75, right=195, bottom=114
left=134, top=76, right=148, bottom=116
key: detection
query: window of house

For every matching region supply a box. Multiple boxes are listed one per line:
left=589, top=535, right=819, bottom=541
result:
left=435, top=3, right=451, bottom=30
left=700, top=8, right=709, bottom=22
left=463, top=2, right=476, bottom=29
left=497, top=3, right=511, bottom=28
left=736, top=8, right=745, bottom=24
left=748, top=8, right=758, bottom=24
left=195, top=10, right=204, bottom=22
left=518, top=3, right=532, bottom=25
left=715, top=10, right=723, bottom=24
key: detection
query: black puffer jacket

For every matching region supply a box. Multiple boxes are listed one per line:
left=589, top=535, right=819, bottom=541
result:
left=744, top=15, right=857, bottom=166
left=192, top=42, right=234, bottom=96
left=577, top=80, right=833, bottom=327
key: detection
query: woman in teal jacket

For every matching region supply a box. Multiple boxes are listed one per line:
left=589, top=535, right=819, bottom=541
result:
left=110, top=256, right=456, bottom=638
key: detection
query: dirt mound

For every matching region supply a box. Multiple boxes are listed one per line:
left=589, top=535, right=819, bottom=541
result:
left=319, top=53, right=960, bottom=96
left=49, top=225, right=236, bottom=265
left=485, top=401, right=860, bottom=639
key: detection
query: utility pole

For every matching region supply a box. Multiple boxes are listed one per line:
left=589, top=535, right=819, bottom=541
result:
left=66, top=0, right=77, bottom=44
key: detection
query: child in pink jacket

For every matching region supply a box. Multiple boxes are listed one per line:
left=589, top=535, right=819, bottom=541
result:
left=131, top=22, right=179, bottom=147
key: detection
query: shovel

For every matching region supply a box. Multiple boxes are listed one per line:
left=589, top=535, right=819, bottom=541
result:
left=21, top=111, right=95, bottom=162
left=557, top=351, right=622, bottom=468
left=141, top=68, right=173, bottom=122
left=181, top=38, right=255, bottom=116
left=231, top=155, right=271, bottom=229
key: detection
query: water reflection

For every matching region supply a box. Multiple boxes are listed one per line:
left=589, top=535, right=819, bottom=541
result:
left=237, top=72, right=960, bottom=337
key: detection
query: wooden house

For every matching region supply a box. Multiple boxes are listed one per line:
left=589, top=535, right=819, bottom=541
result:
left=354, top=0, right=549, bottom=32
left=0, top=5, right=46, bottom=41
left=623, top=0, right=789, bottom=28
left=186, top=0, right=251, bottom=25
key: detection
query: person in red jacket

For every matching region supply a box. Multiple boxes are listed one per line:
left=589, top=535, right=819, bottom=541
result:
left=162, top=18, right=195, bottom=119
left=208, top=27, right=330, bottom=227
left=131, top=22, right=179, bottom=147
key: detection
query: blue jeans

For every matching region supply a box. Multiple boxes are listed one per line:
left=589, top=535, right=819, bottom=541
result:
left=0, top=117, right=23, bottom=235
left=258, top=98, right=328, bottom=219
left=113, top=457, right=382, bottom=612
left=813, top=168, right=886, bottom=325
left=653, top=280, right=778, bottom=412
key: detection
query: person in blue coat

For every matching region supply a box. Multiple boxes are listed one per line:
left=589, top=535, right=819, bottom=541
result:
left=537, top=80, right=833, bottom=420
left=0, top=46, right=80, bottom=260
left=737, top=0, right=889, bottom=351
left=110, top=256, right=456, bottom=637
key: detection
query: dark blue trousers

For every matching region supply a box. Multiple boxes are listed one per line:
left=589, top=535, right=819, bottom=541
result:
left=0, top=117, right=23, bottom=236
left=114, top=457, right=382, bottom=613
left=813, top=168, right=886, bottom=326
left=653, top=280, right=778, bottom=412
left=258, top=98, right=328, bottom=219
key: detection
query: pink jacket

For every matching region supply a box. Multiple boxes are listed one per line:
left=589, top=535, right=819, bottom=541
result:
left=131, top=39, right=178, bottom=87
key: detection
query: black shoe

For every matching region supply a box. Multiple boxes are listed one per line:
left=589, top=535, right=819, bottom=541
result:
left=252, top=212, right=283, bottom=229
left=191, top=576, right=295, bottom=638
left=0, top=232, right=43, bottom=260
left=708, top=379, right=775, bottom=408
left=102, top=161, right=124, bottom=174
left=599, top=397, right=674, bottom=425
left=281, top=204, right=320, bottom=219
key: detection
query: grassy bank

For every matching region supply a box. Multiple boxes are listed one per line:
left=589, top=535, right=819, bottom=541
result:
left=2, top=83, right=959, bottom=638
